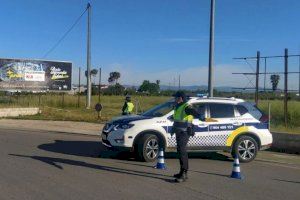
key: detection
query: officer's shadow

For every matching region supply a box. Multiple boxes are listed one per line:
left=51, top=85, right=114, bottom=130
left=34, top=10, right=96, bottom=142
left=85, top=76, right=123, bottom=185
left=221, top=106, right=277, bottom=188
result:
left=9, top=154, right=176, bottom=183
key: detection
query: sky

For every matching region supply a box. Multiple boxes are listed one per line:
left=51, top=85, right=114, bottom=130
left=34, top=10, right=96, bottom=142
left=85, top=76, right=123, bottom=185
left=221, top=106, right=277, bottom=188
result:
left=0, top=0, right=300, bottom=90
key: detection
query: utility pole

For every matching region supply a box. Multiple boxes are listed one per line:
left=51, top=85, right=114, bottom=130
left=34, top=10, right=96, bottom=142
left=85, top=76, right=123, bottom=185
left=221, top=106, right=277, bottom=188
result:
left=299, top=55, right=300, bottom=100
left=178, top=75, right=181, bottom=90
left=98, top=67, right=101, bottom=103
left=173, top=77, right=176, bottom=88
left=77, top=67, right=81, bottom=107
left=255, top=51, right=260, bottom=105
left=86, top=3, right=92, bottom=109
left=284, top=48, right=288, bottom=127
left=208, top=0, right=215, bottom=97
left=264, top=58, right=267, bottom=92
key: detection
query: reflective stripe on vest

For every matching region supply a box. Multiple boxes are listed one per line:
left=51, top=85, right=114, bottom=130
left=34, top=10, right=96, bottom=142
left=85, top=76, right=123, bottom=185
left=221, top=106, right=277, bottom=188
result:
left=125, top=102, right=134, bottom=113
left=173, top=103, right=193, bottom=123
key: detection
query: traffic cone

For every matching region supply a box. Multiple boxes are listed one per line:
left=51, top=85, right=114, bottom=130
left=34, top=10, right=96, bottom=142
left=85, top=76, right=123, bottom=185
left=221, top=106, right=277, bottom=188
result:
left=230, top=155, right=243, bottom=179
left=154, top=148, right=166, bottom=169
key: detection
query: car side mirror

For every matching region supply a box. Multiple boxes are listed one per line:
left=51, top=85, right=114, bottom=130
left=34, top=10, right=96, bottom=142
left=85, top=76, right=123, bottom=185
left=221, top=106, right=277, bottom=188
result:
left=199, top=115, right=206, bottom=122
left=168, top=116, right=174, bottom=121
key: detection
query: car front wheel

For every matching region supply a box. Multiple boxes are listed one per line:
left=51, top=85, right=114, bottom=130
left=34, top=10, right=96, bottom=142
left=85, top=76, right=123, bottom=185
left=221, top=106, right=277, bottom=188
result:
left=136, top=134, right=159, bottom=162
left=232, top=135, right=258, bottom=163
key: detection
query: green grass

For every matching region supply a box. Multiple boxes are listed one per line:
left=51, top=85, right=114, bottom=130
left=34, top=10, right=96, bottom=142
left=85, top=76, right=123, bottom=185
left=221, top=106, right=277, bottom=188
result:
left=258, top=100, right=300, bottom=134
left=1, top=95, right=169, bottom=123
left=1, top=94, right=299, bottom=133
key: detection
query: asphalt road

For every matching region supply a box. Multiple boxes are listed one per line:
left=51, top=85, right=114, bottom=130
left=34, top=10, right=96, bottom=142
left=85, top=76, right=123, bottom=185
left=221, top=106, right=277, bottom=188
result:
left=0, top=128, right=299, bottom=200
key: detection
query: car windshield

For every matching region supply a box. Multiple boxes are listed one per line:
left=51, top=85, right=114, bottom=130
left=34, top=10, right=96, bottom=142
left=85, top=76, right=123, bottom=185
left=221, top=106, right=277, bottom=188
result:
left=142, top=101, right=174, bottom=117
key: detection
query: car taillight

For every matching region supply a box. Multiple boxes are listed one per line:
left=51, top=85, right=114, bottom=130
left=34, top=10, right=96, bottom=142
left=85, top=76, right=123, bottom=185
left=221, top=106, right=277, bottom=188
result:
left=259, top=115, right=269, bottom=123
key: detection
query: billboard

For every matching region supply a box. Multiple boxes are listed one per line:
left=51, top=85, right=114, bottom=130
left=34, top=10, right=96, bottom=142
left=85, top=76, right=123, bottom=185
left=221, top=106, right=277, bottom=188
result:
left=0, top=58, right=72, bottom=91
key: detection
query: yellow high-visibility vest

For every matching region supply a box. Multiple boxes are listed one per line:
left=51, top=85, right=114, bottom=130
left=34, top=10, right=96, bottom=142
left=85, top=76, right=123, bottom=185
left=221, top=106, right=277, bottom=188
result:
left=125, top=102, right=134, bottom=114
left=173, top=103, right=193, bottom=123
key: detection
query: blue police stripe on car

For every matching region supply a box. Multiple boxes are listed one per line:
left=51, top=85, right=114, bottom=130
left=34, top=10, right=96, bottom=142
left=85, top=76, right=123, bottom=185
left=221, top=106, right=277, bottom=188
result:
left=162, top=122, right=268, bottom=134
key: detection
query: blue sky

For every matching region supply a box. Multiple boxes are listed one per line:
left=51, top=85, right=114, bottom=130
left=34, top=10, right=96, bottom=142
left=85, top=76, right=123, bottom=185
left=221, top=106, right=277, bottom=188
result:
left=0, top=0, right=299, bottom=89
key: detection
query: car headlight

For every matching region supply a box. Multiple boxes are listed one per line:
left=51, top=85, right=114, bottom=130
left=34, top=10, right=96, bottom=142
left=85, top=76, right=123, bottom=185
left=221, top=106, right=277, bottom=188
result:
left=113, top=123, right=134, bottom=130
left=120, top=124, right=134, bottom=129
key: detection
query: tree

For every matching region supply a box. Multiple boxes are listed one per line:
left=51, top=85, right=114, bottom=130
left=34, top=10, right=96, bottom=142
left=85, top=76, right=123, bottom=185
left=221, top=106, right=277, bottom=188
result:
left=108, top=71, right=121, bottom=85
left=270, top=74, right=280, bottom=91
left=85, top=69, right=98, bottom=84
left=103, top=83, right=125, bottom=95
left=125, top=86, right=137, bottom=95
left=138, top=80, right=160, bottom=94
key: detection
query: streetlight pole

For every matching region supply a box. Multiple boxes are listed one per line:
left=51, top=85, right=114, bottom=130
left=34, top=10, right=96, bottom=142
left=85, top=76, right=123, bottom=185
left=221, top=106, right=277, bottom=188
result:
left=86, top=3, right=92, bottom=109
left=208, top=0, right=215, bottom=97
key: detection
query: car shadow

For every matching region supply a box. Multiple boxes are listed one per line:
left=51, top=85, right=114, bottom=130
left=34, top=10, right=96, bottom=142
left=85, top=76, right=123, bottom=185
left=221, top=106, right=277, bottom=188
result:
left=38, top=140, right=231, bottom=162
left=9, top=154, right=173, bottom=182
left=38, top=140, right=135, bottom=160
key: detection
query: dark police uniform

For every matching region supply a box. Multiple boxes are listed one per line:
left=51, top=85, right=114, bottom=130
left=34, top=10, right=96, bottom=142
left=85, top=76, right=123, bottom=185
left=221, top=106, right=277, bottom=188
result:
left=172, top=94, right=197, bottom=182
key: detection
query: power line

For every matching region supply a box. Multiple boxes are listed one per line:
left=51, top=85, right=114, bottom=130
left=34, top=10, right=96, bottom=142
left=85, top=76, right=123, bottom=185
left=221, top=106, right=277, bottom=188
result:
left=244, top=59, right=256, bottom=73
left=42, top=7, right=88, bottom=58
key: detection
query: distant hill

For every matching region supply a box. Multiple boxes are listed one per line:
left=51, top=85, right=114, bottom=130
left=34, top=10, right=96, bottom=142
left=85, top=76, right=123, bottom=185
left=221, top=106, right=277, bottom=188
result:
left=159, top=85, right=235, bottom=92
left=124, top=84, right=235, bottom=92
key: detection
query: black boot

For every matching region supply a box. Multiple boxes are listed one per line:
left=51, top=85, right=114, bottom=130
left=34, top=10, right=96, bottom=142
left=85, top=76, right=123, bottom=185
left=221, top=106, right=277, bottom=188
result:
left=175, top=170, right=188, bottom=183
left=173, top=170, right=188, bottom=179
left=173, top=171, right=181, bottom=178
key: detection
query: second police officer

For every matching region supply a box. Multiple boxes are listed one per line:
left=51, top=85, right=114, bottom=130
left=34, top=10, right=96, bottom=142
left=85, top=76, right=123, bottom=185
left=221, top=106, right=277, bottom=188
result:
left=122, top=96, right=134, bottom=115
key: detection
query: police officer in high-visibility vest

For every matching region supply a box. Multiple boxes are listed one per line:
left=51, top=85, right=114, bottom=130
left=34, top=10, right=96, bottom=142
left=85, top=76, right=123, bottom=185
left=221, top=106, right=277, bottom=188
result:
left=122, top=96, right=134, bottom=115
left=172, top=91, right=197, bottom=182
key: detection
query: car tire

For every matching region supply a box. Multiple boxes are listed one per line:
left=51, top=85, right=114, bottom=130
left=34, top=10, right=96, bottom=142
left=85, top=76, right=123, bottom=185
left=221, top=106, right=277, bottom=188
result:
left=231, top=135, right=258, bottom=163
left=136, top=134, right=159, bottom=162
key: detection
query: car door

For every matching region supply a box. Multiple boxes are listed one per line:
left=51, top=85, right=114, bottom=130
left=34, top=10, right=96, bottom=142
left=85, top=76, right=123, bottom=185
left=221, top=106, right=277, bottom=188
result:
left=186, top=103, right=211, bottom=148
left=203, top=103, right=241, bottom=148
left=166, top=103, right=208, bottom=148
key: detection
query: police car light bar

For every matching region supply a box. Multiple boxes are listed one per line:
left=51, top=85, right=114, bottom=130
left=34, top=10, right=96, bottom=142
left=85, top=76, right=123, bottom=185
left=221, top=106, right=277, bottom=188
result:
left=196, top=93, right=208, bottom=98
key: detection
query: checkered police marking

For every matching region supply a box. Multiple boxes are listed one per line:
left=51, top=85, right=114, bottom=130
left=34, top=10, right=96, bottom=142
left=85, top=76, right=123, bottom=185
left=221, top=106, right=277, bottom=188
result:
left=168, top=134, right=229, bottom=147
left=164, top=122, right=268, bottom=148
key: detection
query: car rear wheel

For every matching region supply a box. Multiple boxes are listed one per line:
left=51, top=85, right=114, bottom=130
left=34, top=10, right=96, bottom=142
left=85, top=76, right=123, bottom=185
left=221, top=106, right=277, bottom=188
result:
left=136, top=134, right=159, bottom=162
left=232, top=135, right=258, bottom=163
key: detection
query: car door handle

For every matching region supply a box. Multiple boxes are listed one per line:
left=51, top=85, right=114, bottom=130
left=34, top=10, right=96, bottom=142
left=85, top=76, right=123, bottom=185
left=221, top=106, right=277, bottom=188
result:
left=198, top=124, right=208, bottom=128
left=232, top=122, right=243, bottom=126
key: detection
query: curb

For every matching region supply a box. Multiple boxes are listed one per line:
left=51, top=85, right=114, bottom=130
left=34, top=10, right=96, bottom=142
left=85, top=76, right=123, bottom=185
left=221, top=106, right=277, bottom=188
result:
left=0, top=119, right=103, bottom=136
left=0, top=126, right=101, bottom=137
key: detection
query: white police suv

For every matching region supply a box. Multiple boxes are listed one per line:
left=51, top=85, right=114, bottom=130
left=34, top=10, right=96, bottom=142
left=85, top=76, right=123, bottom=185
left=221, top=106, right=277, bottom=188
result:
left=102, top=97, right=272, bottom=163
